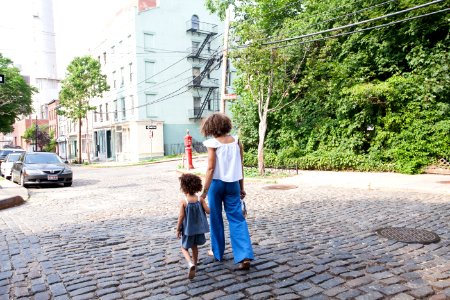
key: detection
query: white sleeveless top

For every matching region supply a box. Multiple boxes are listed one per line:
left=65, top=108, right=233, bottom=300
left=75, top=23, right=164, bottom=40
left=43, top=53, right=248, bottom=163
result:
left=203, top=135, right=243, bottom=182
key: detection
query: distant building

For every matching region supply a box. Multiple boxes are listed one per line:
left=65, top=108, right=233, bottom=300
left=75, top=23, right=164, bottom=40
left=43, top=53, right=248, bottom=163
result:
left=0, top=0, right=59, bottom=147
left=87, top=0, right=223, bottom=162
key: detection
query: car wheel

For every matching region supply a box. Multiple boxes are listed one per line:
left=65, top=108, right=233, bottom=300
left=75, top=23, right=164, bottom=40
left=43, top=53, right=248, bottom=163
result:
left=64, top=182, right=72, bottom=187
left=20, top=173, right=27, bottom=187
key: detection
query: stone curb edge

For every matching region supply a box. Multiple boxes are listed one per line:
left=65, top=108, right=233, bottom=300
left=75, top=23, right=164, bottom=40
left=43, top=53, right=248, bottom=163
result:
left=0, top=196, right=25, bottom=210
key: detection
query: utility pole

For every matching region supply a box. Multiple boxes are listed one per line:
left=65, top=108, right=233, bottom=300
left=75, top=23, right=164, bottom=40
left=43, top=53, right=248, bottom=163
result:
left=34, top=115, right=38, bottom=152
left=220, top=6, right=231, bottom=114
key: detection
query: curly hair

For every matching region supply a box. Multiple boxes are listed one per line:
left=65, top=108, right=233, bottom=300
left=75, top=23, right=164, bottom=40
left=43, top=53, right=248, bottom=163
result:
left=179, top=173, right=203, bottom=195
left=200, top=113, right=232, bottom=137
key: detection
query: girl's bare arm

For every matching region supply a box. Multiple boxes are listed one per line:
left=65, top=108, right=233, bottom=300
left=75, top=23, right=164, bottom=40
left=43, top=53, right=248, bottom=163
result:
left=176, top=200, right=185, bottom=238
left=200, top=198, right=210, bottom=214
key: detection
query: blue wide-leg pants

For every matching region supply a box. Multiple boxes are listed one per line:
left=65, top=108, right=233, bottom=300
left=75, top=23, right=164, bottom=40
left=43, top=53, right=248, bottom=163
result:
left=208, top=179, right=254, bottom=264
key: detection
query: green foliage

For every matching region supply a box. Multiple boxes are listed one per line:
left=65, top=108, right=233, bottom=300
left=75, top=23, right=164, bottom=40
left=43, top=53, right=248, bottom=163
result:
left=0, top=53, right=36, bottom=133
left=22, top=124, right=56, bottom=152
left=228, top=0, right=449, bottom=174
left=59, top=55, right=109, bottom=121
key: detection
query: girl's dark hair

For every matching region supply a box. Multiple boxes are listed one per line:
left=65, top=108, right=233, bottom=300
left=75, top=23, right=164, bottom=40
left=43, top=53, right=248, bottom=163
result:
left=179, top=173, right=203, bottom=195
left=200, top=113, right=232, bottom=137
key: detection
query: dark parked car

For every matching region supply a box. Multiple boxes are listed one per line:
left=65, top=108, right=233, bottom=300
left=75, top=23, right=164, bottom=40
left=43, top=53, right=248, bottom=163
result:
left=11, top=152, right=73, bottom=187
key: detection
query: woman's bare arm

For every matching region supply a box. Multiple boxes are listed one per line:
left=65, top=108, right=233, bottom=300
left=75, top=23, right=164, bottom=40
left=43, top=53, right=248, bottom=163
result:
left=201, top=147, right=216, bottom=200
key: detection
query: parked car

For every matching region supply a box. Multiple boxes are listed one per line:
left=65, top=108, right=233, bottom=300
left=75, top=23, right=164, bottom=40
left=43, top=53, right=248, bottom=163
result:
left=0, top=152, right=23, bottom=179
left=0, top=148, right=25, bottom=166
left=11, top=152, right=73, bottom=187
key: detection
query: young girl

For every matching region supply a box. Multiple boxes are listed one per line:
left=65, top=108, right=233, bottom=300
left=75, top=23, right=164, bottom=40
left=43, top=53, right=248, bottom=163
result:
left=176, top=173, right=210, bottom=279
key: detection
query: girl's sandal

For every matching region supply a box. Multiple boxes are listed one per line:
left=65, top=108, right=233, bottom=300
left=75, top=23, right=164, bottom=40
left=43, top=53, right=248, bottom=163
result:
left=238, top=259, right=250, bottom=270
left=188, top=263, right=196, bottom=279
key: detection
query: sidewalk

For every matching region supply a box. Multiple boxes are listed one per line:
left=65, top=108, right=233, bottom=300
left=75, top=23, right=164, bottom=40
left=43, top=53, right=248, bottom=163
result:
left=183, top=156, right=450, bottom=195
left=0, top=178, right=28, bottom=210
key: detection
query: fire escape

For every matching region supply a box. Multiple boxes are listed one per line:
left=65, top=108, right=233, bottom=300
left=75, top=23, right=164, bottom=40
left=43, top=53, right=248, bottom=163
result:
left=186, top=17, right=220, bottom=120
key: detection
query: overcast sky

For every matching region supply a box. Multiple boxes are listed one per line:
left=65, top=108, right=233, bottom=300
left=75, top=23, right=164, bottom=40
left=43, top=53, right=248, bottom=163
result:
left=0, top=0, right=125, bottom=78
left=53, top=0, right=125, bottom=76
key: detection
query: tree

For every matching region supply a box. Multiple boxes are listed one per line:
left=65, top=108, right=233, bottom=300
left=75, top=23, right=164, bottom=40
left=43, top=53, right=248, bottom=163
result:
left=210, top=0, right=308, bottom=174
left=59, top=56, right=109, bottom=163
left=210, top=0, right=449, bottom=174
left=23, top=124, right=56, bottom=152
left=0, top=53, right=36, bottom=133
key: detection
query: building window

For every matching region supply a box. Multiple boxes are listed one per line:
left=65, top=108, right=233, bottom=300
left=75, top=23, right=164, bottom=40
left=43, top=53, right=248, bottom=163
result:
left=114, top=100, right=118, bottom=120
left=146, top=94, right=157, bottom=117
left=192, top=41, right=200, bottom=54
left=144, top=33, right=154, bottom=50
left=191, top=15, right=200, bottom=31
left=121, top=98, right=126, bottom=119
left=94, top=108, right=98, bottom=122
left=99, top=104, right=103, bottom=122
left=105, top=103, right=109, bottom=121
left=192, top=67, right=201, bottom=85
left=112, top=71, right=116, bottom=88
left=145, top=61, right=155, bottom=82
left=129, top=95, right=134, bottom=115
left=103, top=52, right=106, bottom=64
left=111, top=45, right=115, bottom=54
left=129, top=63, right=133, bottom=82
left=193, top=97, right=201, bottom=116
left=120, top=67, right=124, bottom=86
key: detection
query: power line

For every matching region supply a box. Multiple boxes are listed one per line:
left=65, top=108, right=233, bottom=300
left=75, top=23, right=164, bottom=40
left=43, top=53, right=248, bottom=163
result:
left=94, top=55, right=223, bottom=116
left=236, top=0, right=443, bottom=48
left=244, top=0, right=399, bottom=44
left=272, top=7, right=450, bottom=49
left=104, top=33, right=224, bottom=98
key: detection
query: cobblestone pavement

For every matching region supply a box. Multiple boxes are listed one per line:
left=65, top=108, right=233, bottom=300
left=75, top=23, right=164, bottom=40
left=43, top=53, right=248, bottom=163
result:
left=0, top=160, right=449, bottom=300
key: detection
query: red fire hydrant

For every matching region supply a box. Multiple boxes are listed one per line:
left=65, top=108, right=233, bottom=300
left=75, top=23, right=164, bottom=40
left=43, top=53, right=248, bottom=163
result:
left=184, top=129, right=194, bottom=170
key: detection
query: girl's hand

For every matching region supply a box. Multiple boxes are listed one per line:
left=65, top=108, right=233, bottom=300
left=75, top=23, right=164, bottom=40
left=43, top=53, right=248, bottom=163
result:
left=240, top=189, right=246, bottom=199
left=176, top=230, right=181, bottom=239
left=200, top=192, right=207, bottom=201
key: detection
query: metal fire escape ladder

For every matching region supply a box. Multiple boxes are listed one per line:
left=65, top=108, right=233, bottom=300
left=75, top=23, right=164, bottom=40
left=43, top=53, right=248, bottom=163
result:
left=195, top=87, right=216, bottom=120
left=195, top=33, right=215, bottom=57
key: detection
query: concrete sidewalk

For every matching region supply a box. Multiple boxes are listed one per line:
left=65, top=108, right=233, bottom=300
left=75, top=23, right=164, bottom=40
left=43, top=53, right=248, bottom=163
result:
left=184, top=156, right=450, bottom=195
left=0, top=178, right=28, bottom=210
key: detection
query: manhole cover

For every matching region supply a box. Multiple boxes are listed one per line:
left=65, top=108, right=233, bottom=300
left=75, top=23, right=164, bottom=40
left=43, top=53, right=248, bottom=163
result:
left=376, top=227, right=440, bottom=244
left=262, top=184, right=298, bottom=190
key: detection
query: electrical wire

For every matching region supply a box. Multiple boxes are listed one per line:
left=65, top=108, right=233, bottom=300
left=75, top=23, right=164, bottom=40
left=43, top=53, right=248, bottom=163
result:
left=262, top=0, right=444, bottom=46
left=272, top=7, right=450, bottom=49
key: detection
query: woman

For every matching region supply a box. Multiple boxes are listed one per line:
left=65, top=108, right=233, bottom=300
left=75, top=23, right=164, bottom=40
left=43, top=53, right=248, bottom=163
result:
left=200, top=113, right=254, bottom=270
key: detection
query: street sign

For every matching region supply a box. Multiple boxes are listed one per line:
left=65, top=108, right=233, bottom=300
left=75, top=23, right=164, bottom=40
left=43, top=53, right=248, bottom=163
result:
left=146, top=125, right=157, bottom=129
left=223, top=93, right=237, bottom=100
left=0, top=74, right=4, bottom=84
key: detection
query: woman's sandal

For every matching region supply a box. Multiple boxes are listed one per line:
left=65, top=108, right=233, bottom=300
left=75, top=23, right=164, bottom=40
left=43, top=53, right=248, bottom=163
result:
left=238, top=259, right=251, bottom=270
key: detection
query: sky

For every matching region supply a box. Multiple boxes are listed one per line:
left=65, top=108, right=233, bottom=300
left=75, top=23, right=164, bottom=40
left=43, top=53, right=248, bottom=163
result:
left=0, top=0, right=125, bottom=78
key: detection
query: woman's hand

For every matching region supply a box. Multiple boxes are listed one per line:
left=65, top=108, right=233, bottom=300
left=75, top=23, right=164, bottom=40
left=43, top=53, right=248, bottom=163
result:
left=200, top=191, right=207, bottom=201
left=240, top=189, right=246, bottom=199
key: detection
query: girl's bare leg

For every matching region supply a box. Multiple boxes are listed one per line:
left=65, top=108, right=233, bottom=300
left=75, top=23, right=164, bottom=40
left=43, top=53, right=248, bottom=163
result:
left=192, top=245, right=198, bottom=265
left=181, top=247, right=192, bottom=264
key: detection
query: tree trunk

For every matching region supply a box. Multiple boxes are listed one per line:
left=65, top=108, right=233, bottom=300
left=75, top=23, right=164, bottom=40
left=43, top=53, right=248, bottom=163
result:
left=86, top=116, right=91, bottom=164
left=257, top=115, right=267, bottom=175
left=78, top=117, right=82, bottom=164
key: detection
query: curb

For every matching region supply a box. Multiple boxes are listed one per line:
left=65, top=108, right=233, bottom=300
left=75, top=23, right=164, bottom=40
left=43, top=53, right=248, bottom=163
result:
left=0, top=179, right=29, bottom=211
left=0, top=196, right=25, bottom=210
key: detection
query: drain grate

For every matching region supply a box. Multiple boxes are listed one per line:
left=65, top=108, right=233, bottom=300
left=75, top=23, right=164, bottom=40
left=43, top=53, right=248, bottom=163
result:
left=376, top=227, right=440, bottom=244
left=262, top=184, right=298, bottom=190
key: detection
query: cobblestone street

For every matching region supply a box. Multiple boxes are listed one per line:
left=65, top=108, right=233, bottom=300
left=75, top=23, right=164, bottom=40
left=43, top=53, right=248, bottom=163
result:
left=0, top=160, right=449, bottom=299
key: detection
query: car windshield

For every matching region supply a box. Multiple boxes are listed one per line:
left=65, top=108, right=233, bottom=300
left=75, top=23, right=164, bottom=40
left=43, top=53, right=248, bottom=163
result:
left=6, top=154, right=21, bottom=162
left=25, top=154, right=63, bottom=164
